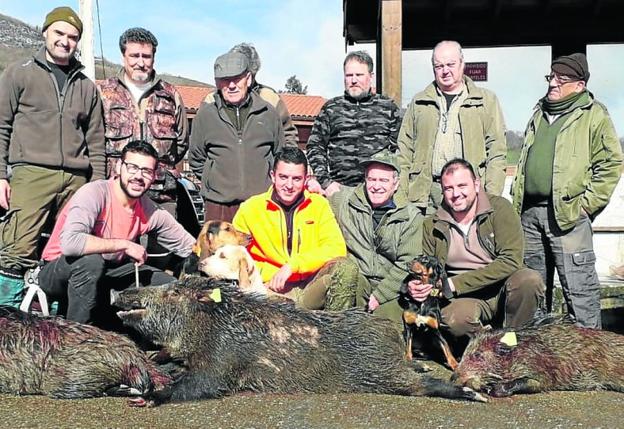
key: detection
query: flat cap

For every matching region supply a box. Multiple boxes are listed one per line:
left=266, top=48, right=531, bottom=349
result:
left=214, top=52, right=249, bottom=79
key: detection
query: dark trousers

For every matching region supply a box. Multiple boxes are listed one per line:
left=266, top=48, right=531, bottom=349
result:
left=521, top=204, right=601, bottom=328
left=39, top=254, right=175, bottom=325
left=204, top=200, right=240, bottom=223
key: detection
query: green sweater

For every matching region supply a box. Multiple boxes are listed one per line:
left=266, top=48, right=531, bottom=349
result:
left=523, top=92, right=588, bottom=204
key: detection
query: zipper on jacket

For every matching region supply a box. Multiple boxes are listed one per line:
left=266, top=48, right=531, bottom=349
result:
left=236, top=106, right=242, bottom=140
left=48, top=69, right=65, bottom=167
left=297, top=228, right=302, bottom=254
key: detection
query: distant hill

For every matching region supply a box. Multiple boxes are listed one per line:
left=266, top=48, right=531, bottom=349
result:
left=0, top=13, right=211, bottom=87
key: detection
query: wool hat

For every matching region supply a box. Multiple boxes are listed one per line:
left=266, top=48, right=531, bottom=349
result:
left=42, top=6, right=83, bottom=36
left=214, top=52, right=249, bottom=79
left=551, top=53, right=590, bottom=82
left=360, top=150, right=401, bottom=174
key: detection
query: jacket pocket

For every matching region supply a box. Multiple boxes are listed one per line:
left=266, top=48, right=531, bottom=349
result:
left=148, top=93, right=177, bottom=139
left=103, top=104, right=134, bottom=140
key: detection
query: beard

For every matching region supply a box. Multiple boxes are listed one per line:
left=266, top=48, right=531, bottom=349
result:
left=120, top=176, right=148, bottom=199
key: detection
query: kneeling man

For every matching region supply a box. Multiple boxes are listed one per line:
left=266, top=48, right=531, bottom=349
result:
left=407, top=159, right=544, bottom=340
left=329, top=150, right=424, bottom=323
left=233, top=147, right=357, bottom=310
left=39, top=141, right=195, bottom=324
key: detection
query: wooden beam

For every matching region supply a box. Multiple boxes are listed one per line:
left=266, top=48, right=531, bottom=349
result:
left=380, top=0, right=402, bottom=105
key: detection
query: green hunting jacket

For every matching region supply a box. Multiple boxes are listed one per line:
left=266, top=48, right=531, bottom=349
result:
left=423, top=193, right=523, bottom=296
left=329, top=185, right=423, bottom=304
left=511, top=91, right=622, bottom=231
left=397, top=77, right=507, bottom=208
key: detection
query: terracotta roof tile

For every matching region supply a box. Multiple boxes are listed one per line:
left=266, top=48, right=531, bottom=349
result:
left=279, top=94, right=326, bottom=119
left=174, top=85, right=326, bottom=118
left=175, top=85, right=214, bottom=111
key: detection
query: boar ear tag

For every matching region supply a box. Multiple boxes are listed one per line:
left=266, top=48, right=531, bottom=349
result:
left=209, top=288, right=222, bottom=303
left=499, top=332, right=517, bottom=347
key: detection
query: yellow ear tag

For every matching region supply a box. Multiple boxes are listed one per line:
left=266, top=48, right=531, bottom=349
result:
left=500, top=331, right=517, bottom=347
left=209, top=288, right=222, bottom=303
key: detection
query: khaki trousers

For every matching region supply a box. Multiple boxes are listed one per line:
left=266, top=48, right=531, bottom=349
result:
left=440, top=268, right=545, bottom=338
left=284, top=257, right=359, bottom=311
left=0, top=165, right=86, bottom=273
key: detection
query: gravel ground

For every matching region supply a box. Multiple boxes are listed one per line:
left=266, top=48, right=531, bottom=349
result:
left=1, top=382, right=623, bottom=428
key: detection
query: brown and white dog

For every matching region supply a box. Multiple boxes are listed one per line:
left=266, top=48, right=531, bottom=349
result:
left=199, top=244, right=266, bottom=295
left=181, top=220, right=251, bottom=279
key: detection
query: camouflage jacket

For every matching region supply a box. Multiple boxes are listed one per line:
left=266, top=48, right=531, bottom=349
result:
left=97, top=74, right=188, bottom=167
left=306, top=92, right=401, bottom=188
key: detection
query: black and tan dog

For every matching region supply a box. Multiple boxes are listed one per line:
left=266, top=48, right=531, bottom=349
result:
left=180, top=220, right=251, bottom=279
left=398, top=255, right=458, bottom=370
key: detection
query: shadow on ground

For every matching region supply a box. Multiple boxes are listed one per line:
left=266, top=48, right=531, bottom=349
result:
left=2, top=363, right=623, bottom=429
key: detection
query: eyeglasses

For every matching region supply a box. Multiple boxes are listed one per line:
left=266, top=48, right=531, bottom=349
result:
left=544, top=73, right=579, bottom=85
left=122, top=161, right=156, bottom=179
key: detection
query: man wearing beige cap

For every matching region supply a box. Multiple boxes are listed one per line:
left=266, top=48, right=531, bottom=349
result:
left=0, top=6, right=105, bottom=306
left=512, top=53, right=622, bottom=328
left=189, top=51, right=289, bottom=221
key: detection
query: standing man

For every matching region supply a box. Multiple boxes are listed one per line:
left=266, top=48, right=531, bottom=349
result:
left=408, top=159, right=544, bottom=342
left=329, top=150, right=424, bottom=323
left=39, top=141, right=195, bottom=325
left=230, top=43, right=299, bottom=146
left=189, top=51, right=288, bottom=222
left=233, top=147, right=357, bottom=310
left=511, top=53, right=622, bottom=329
left=0, top=7, right=105, bottom=306
left=306, top=51, right=401, bottom=196
left=98, top=27, right=188, bottom=212
left=397, top=40, right=507, bottom=213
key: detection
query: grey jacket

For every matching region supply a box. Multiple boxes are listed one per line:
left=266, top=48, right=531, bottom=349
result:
left=0, top=47, right=105, bottom=180
left=189, top=92, right=287, bottom=204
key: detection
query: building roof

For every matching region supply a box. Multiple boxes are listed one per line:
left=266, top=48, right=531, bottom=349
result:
left=174, top=85, right=325, bottom=119
left=175, top=85, right=213, bottom=112
left=280, top=93, right=326, bottom=119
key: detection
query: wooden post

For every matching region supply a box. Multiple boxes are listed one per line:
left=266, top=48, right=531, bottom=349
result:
left=381, top=0, right=402, bottom=105
left=78, top=0, right=95, bottom=82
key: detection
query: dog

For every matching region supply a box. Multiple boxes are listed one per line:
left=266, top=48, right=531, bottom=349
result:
left=398, top=255, right=458, bottom=370
left=181, top=220, right=251, bottom=278
left=199, top=244, right=266, bottom=295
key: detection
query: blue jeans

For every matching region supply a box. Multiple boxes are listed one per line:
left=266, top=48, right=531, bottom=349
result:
left=521, top=204, right=601, bottom=328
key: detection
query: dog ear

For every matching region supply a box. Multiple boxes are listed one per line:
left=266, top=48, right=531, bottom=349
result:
left=238, top=254, right=251, bottom=289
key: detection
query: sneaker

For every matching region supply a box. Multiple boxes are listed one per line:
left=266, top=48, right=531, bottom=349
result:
left=23, top=265, right=58, bottom=316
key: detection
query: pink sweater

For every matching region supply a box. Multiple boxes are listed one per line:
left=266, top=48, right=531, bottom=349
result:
left=42, top=179, right=194, bottom=262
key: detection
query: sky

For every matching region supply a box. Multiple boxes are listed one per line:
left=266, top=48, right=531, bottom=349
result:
left=2, top=0, right=624, bottom=133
